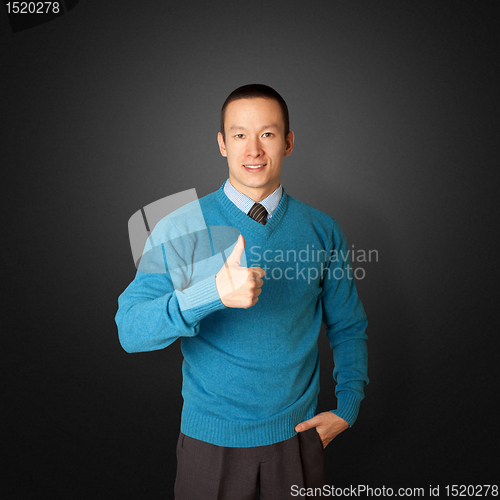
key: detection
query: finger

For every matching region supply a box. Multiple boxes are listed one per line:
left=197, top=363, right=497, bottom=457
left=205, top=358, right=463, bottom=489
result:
left=250, top=266, right=266, bottom=278
left=295, top=417, right=320, bottom=432
left=226, top=235, right=245, bottom=266
left=247, top=273, right=264, bottom=286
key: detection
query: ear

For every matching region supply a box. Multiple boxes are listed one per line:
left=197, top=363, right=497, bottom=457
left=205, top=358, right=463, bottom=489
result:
left=217, top=132, right=227, bottom=157
left=284, top=131, right=294, bottom=157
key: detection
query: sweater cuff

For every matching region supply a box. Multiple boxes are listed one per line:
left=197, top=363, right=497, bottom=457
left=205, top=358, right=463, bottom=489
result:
left=331, top=391, right=363, bottom=427
left=176, top=275, right=226, bottom=325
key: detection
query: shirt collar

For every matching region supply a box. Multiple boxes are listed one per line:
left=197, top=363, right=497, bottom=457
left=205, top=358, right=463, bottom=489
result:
left=224, top=179, right=283, bottom=218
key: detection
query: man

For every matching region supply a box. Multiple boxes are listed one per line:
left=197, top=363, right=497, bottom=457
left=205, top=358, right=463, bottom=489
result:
left=115, top=84, right=368, bottom=499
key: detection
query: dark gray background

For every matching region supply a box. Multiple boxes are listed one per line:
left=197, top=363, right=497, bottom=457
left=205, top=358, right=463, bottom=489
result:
left=2, top=1, right=499, bottom=498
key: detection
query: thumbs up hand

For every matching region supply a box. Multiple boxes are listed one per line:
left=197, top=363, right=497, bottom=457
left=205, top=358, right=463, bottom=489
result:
left=215, top=235, right=265, bottom=309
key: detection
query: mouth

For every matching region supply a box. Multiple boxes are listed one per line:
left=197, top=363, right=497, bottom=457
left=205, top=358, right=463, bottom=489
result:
left=243, top=164, right=266, bottom=172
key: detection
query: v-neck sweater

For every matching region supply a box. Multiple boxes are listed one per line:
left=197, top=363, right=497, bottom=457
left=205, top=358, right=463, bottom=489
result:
left=116, top=183, right=368, bottom=447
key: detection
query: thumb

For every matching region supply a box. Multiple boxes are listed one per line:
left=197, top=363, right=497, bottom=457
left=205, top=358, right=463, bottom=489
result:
left=226, top=235, right=245, bottom=266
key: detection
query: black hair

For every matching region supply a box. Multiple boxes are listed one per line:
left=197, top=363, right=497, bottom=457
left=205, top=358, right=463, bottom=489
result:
left=220, top=84, right=290, bottom=141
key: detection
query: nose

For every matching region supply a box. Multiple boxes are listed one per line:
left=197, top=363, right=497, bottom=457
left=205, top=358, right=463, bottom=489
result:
left=245, top=136, right=263, bottom=157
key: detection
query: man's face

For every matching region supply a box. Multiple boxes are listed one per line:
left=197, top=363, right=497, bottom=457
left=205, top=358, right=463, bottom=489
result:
left=217, top=97, right=294, bottom=201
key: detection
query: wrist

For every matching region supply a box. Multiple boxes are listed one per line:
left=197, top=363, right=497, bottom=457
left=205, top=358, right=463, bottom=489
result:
left=176, top=275, right=226, bottom=324
left=331, top=391, right=363, bottom=427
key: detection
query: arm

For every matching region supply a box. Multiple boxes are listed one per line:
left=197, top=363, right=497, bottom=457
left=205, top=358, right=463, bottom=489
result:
left=115, top=212, right=226, bottom=353
left=296, top=220, right=368, bottom=446
left=115, top=254, right=225, bottom=354
left=115, top=229, right=264, bottom=353
left=322, top=220, right=369, bottom=426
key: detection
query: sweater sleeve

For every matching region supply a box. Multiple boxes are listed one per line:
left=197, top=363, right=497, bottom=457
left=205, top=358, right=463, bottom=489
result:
left=320, top=220, right=369, bottom=427
left=115, top=217, right=226, bottom=354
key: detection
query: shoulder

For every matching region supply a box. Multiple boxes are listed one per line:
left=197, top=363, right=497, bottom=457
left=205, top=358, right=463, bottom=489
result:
left=286, top=192, right=341, bottom=228
left=148, top=188, right=221, bottom=238
left=285, top=193, right=348, bottom=247
left=286, top=193, right=329, bottom=219
left=144, top=190, right=203, bottom=238
left=198, top=189, right=220, bottom=212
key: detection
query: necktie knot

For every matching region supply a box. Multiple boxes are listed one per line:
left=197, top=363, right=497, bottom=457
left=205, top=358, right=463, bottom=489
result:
left=248, top=203, right=268, bottom=225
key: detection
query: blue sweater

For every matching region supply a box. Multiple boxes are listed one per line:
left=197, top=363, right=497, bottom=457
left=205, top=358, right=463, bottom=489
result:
left=115, top=183, right=368, bottom=447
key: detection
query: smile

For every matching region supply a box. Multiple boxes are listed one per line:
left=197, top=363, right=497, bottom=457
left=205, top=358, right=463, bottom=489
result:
left=243, top=164, right=266, bottom=170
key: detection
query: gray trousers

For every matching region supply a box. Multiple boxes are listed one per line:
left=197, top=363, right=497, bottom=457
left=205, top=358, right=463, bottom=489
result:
left=174, top=428, right=327, bottom=499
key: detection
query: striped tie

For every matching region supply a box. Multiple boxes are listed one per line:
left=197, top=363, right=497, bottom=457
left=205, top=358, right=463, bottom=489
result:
left=248, top=203, right=268, bottom=225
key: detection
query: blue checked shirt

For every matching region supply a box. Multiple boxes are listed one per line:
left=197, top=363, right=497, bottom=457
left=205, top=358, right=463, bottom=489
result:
left=223, top=179, right=282, bottom=223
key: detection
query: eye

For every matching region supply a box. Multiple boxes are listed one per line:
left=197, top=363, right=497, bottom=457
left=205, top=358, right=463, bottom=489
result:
left=262, top=132, right=274, bottom=138
left=235, top=134, right=245, bottom=139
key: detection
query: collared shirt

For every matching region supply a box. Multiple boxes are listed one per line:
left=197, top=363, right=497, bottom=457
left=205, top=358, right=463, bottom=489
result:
left=223, top=179, right=283, bottom=223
